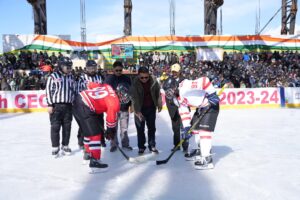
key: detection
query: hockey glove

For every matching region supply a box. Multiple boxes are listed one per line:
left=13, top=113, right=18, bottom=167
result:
left=182, top=126, right=192, bottom=140
left=105, top=127, right=116, bottom=140
left=165, top=88, right=175, bottom=100
left=206, top=92, right=220, bottom=106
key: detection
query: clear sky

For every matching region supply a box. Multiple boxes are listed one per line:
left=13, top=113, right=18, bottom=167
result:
left=0, top=0, right=299, bottom=52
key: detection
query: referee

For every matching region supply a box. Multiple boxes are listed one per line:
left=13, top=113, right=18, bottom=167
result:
left=46, top=57, right=76, bottom=157
left=76, top=60, right=106, bottom=149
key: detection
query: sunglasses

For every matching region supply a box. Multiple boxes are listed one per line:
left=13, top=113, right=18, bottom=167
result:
left=139, top=76, right=149, bottom=80
left=114, top=69, right=122, bottom=72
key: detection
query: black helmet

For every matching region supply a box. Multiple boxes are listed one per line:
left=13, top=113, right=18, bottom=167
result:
left=86, top=60, right=97, bottom=68
left=163, top=77, right=178, bottom=90
left=85, top=60, right=97, bottom=76
left=58, top=57, right=72, bottom=68
left=116, top=83, right=131, bottom=104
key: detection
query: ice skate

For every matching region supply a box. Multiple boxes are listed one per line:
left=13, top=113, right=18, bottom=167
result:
left=149, top=146, right=159, bottom=154
left=184, top=149, right=200, bottom=161
left=52, top=147, right=60, bottom=158
left=89, top=158, right=108, bottom=173
left=61, top=146, right=72, bottom=156
left=194, top=155, right=214, bottom=170
left=138, top=148, right=145, bottom=155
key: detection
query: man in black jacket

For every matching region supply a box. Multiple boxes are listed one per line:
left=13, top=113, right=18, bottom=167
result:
left=163, top=63, right=188, bottom=152
left=105, top=61, right=133, bottom=152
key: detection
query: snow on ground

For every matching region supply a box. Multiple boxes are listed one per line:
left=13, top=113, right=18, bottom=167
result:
left=0, top=109, right=300, bottom=200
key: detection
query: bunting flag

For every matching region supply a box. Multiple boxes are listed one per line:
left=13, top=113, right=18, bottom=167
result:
left=3, top=34, right=300, bottom=65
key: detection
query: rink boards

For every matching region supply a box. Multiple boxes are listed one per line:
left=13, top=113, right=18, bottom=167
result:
left=0, top=87, right=299, bottom=113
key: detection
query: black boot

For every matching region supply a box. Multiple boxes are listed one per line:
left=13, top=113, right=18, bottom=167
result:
left=184, top=149, right=200, bottom=161
left=89, top=158, right=108, bottom=173
left=52, top=147, right=59, bottom=158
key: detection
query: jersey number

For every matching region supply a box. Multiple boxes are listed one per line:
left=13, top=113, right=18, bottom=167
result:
left=86, top=87, right=108, bottom=99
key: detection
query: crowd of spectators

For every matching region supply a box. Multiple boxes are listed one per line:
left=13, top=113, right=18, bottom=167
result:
left=1, top=49, right=300, bottom=91
left=135, top=50, right=300, bottom=88
left=0, top=50, right=94, bottom=91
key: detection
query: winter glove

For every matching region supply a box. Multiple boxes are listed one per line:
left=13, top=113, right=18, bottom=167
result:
left=105, top=127, right=116, bottom=140
left=182, top=126, right=192, bottom=140
left=206, top=92, right=220, bottom=106
left=165, top=88, right=175, bottom=100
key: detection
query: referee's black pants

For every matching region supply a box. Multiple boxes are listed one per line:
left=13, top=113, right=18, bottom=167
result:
left=50, top=103, right=73, bottom=148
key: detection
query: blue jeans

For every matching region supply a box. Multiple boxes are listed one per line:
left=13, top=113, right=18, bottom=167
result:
left=111, top=111, right=130, bottom=147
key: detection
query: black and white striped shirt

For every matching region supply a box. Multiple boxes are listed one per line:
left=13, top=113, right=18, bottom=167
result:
left=46, top=71, right=76, bottom=106
left=76, top=74, right=104, bottom=93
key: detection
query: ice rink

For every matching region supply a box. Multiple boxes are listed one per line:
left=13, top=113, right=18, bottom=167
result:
left=0, top=108, right=299, bottom=200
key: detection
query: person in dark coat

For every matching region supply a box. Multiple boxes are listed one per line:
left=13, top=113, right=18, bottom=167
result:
left=105, top=60, right=133, bottom=152
left=163, top=63, right=188, bottom=152
left=130, top=67, right=162, bottom=154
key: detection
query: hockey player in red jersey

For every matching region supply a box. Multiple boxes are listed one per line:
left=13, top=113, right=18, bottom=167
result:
left=73, top=82, right=120, bottom=173
left=177, top=76, right=220, bottom=170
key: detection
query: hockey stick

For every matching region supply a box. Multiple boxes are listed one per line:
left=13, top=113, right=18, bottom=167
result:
left=156, top=110, right=209, bottom=165
left=113, top=141, right=156, bottom=164
left=156, top=84, right=227, bottom=165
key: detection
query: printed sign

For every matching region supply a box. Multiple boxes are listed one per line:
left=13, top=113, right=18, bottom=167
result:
left=0, top=91, right=47, bottom=112
left=218, top=88, right=281, bottom=108
left=111, top=44, right=134, bottom=59
left=196, top=48, right=224, bottom=61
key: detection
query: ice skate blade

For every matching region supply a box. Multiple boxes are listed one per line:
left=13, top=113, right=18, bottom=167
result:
left=194, top=163, right=214, bottom=170
left=89, top=167, right=108, bottom=174
left=128, top=152, right=157, bottom=164
left=185, top=157, right=195, bottom=161
left=61, top=151, right=72, bottom=156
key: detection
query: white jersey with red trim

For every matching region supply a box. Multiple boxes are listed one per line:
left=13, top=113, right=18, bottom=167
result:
left=178, top=77, right=216, bottom=127
left=80, top=84, right=120, bottom=128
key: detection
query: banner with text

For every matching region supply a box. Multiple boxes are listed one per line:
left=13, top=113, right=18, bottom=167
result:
left=218, top=88, right=281, bottom=109
left=2, top=87, right=300, bottom=113
left=0, top=91, right=47, bottom=112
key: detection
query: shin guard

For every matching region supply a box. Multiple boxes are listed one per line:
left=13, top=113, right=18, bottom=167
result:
left=87, top=135, right=102, bottom=160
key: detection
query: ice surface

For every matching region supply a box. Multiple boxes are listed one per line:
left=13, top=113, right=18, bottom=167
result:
left=0, top=109, right=299, bottom=200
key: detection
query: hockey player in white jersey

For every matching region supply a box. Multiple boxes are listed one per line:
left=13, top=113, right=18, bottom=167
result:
left=177, top=76, right=220, bottom=170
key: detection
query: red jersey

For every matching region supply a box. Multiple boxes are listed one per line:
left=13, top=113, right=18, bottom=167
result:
left=80, top=83, right=120, bottom=128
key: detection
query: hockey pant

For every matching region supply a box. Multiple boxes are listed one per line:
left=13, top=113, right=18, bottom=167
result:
left=84, top=135, right=102, bottom=160
left=76, top=113, right=105, bottom=147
